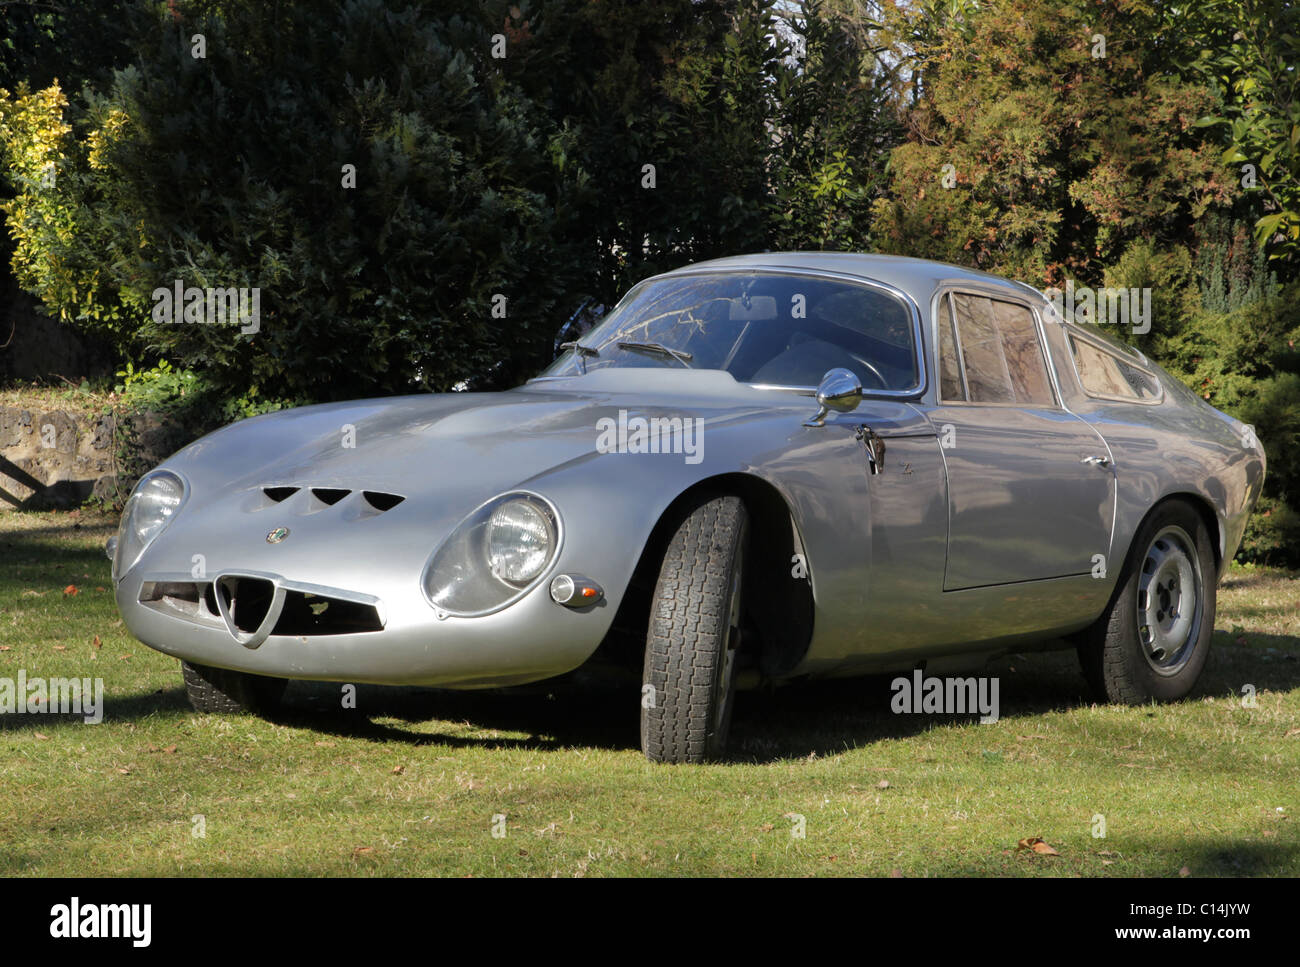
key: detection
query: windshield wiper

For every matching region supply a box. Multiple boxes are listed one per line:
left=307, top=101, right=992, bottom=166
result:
left=616, top=341, right=693, bottom=368
left=559, top=340, right=599, bottom=373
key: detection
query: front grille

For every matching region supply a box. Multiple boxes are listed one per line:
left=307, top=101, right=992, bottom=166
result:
left=139, top=579, right=383, bottom=637
left=139, top=581, right=216, bottom=622
left=272, top=590, right=384, bottom=635
left=216, top=575, right=276, bottom=633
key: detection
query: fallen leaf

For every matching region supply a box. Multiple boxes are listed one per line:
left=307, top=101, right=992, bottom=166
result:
left=352, top=846, right=374, bottom=856
left=391, top=765, right=405, bottom=775
left=52, top=645, right=67, bottom=652
left=163, top=744, right=177, bottom=754
left=116, top=767, right=130, bottom=775
left=118, top=654, right=131, bottom=661
left=876, top=780, right=891, bottom=789
left=0, top=646, right=11, bottom=651
left=92, top=635, right=102, bottom=649
left=34, top=732, right=48, bottom=740
left=1016, top=837, right=1060, bottom=856
left=1285, top=728, right=1300, bottom=738
left=63, top=585, right=78, bottom=596
left=95, top=587, right=106, bottom=592
left=759, top=823, right=775, bottom=833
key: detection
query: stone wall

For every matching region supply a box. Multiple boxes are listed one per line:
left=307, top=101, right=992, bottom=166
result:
left=0, top=405, right=119, bottom=509
left=0, top=403, right=192, bottom=511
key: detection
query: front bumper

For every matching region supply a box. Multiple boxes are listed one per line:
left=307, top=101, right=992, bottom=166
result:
left=116, top=567, right=611, bottom=688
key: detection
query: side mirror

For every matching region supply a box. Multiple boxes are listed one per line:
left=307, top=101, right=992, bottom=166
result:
left=804, top=368, right=863, bottom=427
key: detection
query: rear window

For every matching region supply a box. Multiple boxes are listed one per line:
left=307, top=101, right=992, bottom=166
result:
left=1069, top=334, right=1161, bottom=401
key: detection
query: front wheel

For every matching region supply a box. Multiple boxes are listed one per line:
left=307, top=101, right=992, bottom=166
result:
left=182, top=661, right=287, bottom=716
left=1075, top=500, right=1216, bottom=704
left=640, top=495, right=749, bottom=764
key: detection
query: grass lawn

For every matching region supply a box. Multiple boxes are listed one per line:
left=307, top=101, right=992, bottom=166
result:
left=1, top=509, right=1297, bottom=877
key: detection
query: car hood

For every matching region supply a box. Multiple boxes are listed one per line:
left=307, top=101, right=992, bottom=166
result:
left=162, top=369, right=796, bottom=509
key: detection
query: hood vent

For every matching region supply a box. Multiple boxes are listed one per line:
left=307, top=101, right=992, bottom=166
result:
left=311, top=487, right=350, bottom=506
left=258, top=485, right=405, bottom=514
left=362, top=491, right=405, bottom=512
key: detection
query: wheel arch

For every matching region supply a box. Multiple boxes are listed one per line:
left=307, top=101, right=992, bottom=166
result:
left=1113, top=492, right=1223, bottom=594
left=591, top=472, right=815, bottom=681
left=1148, top=491, right=1224, bottom=573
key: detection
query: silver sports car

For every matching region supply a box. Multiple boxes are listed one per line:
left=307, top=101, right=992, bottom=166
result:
left=110, top=253, right=1266, bottom=763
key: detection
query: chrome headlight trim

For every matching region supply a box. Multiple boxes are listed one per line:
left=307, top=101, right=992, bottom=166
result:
left=113, top=469, right=189, bottom=582
left=420, top=491, right=563, bottom=618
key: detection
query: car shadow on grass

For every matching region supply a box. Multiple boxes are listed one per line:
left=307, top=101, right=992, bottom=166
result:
left=0, top=685, right=192, bottom=733
left=240, top=635, right=1299, bottom=762
left=14, top=635, right=1293, bottom=760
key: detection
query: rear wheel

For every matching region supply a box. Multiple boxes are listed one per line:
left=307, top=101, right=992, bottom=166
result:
left=182, top=661, right=287, bottom=715
left=640, top=495, right=749, bottom=764
left=1075, top=500, right=1216, bottom=703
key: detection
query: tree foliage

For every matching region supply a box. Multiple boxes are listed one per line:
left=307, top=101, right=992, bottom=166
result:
left=1, top=0, right=1299, bottom=560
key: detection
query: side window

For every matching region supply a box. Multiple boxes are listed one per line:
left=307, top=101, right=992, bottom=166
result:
left=937, top=293, right=965, bottom=401
left=990, top=299, right=1055, bottom=405
left=950, top=293, right=1054, bottom=405
left=1070, top=335, right=1161, bottom=401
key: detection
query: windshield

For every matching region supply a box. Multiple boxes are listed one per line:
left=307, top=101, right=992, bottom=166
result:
left=539, top=271, right=920, bottom=392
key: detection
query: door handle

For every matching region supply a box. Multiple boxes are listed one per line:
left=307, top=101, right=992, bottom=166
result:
left=855, top=425, right=885, bottom=475
left=1081, top=455, right=1111, bottom=468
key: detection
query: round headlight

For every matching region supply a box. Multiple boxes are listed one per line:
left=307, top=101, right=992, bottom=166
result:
left=421, top=492, right=562, bottom=616
left=487, top=498, right=556, bottom=586
left=131, top=472, right=185, bottom=543
left=113, top=470, right=187, bottom=581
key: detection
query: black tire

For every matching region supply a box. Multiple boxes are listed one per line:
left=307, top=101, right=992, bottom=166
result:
left=640, top=495, right=749, bottom=764
left=181, top=660, right=287, bottom=715
left=1075, top=500, right=1216, bottom=704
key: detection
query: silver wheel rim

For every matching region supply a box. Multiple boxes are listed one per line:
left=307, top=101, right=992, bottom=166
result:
left=710, top=550, right=744, bottom=741
left=1136, top=525, right=1203, bottom=676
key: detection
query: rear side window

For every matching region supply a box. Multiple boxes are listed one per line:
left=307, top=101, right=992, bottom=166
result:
left=947, top=293, right=1055, bottom=405
left=1069, top=334, right=1161, bottom=401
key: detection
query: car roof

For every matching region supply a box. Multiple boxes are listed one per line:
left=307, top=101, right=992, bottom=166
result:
left=662, top=251, right=1041, bottom=310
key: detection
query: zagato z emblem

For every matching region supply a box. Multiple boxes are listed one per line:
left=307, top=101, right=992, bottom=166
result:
left=266, top=526, right=290, bottom=544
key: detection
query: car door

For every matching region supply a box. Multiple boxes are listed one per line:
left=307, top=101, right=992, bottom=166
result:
left=925, top=288, right=1115, bottom=590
